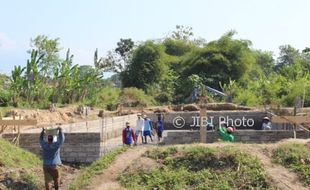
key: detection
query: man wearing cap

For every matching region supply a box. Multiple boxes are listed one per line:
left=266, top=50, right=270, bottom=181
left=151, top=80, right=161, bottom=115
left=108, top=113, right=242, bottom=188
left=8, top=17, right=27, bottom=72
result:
left=39, top=127, right=65, bottom=190
left=262, top=117, right=272, bottom=130
left=122, top=122, right=135, bottom=146
left=135, top=113, right=144, bottom=145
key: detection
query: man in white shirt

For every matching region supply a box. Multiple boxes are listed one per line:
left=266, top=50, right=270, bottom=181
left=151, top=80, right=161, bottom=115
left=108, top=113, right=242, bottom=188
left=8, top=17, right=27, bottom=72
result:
left=262, top=117, right=272, bottom=130
left=135, top=113, right=144, bottom=145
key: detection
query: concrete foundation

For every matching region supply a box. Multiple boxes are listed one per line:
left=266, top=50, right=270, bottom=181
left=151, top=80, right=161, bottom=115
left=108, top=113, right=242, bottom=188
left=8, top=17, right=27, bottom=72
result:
left=164, top=130, right=310, bottom=144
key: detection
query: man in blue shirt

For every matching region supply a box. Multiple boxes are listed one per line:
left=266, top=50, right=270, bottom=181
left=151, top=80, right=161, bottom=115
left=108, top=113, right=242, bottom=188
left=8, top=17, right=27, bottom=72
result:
left=143, top=115, right=153, bottom=144
left=39, top=127, right=65, bottom=190
left=155, top=115, right=164, bottom=143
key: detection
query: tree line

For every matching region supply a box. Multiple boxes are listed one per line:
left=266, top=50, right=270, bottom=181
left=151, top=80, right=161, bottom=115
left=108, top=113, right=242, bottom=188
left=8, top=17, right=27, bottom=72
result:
left=1, top=26, right=310, bottom=109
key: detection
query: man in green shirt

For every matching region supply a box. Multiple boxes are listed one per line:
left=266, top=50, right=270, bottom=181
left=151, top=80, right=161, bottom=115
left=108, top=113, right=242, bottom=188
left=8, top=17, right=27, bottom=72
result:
left=219, top=124, right=235, bottom=142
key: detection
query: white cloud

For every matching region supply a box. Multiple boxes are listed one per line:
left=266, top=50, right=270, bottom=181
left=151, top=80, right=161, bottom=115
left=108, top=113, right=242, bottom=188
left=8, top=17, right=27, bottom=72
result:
left=0, top=32, right=17, bottom=50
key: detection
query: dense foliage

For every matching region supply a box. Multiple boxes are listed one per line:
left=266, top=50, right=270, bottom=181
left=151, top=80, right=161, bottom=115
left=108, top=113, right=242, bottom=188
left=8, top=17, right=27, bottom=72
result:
left=1, top=26, right=310, bottom=108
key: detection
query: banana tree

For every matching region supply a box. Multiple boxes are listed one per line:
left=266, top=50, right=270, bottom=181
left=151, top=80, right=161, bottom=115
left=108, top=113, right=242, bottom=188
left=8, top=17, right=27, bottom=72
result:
left=24, top=50, right=44, bottom=104
left=10, top=66, right=25, bottom=107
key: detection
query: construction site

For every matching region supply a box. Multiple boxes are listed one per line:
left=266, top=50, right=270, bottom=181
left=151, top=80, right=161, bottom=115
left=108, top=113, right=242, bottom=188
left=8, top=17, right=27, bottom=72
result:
left=0, top=101, right=309, bottom=189
left=1, top=1, right=310, bottom=189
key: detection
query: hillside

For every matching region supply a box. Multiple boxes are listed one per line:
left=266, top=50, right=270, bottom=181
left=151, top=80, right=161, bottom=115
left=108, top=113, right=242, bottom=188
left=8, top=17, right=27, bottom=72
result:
left=0, top=138, right=43, bottom=189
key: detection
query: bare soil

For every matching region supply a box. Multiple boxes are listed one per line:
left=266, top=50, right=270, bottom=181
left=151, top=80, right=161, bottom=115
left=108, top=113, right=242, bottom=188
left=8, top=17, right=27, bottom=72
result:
left=87, top=147, right=149, bottom=190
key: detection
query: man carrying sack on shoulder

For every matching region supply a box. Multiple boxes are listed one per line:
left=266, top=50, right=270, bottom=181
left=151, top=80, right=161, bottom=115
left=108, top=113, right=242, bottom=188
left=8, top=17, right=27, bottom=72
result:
left=39, top=127, right=65, bottom=190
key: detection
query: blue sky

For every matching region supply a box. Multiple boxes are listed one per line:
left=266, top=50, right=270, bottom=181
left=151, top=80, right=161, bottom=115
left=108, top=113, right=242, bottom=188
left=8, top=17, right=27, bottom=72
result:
left=1, top=0, right=310, bottom=75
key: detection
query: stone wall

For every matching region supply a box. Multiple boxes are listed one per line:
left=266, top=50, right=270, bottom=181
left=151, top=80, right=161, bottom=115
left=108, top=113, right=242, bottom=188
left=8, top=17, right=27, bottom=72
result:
left=148, top=111, right=269, bottom=130
left=2, top=132, right=102, bottom=163
left=164, top=130, right=310, bottom=144
left=24, top=114, right=137, bottom=141
left=1, top=114, right=138, bottom=163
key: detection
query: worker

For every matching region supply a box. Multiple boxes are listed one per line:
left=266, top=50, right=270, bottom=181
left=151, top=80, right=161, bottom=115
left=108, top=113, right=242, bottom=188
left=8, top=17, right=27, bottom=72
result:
left=155, top=114, right=164, bottom=143
left=143, top=115, right=153, bottom=144
left=39, top=127, right=65, bottom=190
left=262, top=117, right=272, bottom=130
left=122, top=122, right=135, bottom=146
left=218, top=122, right=234, bottom=142
left=135, top=113, right=144, bottom=145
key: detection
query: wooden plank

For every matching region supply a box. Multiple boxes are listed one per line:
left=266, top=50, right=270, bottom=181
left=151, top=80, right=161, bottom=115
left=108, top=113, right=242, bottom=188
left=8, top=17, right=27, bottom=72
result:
left=0, top=119, right=37, bottom=126
left=200, top=105, right=207, bottom=143
left=272, top=116, right=310, bottom=124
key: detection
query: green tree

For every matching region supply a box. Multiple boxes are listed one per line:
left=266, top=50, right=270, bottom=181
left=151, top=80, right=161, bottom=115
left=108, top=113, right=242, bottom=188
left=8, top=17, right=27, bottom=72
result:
left=10, top=66, right=25, bottom=107
left=171, top=25, right=194, bottom=41
left=253, top=50, right=275, bottom=75
left=99, top=38, right=135, bottom=73
left=24, top=50, right=45, bottom=105
left=121, top=41, right=167, bottom=90
left=29, top=35, right=61, bottom=77
left=276, top=45, right=300, bottom=70
left=181, top=31, right=254, bottom=89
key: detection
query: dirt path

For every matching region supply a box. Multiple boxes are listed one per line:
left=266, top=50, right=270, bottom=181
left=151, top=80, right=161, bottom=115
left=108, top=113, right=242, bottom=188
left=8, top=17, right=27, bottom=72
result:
left=87, top=147, right=149, bottom=190
left=241, top=144, right=308, bottom=190
left=60, top=165, right=80, bottom=190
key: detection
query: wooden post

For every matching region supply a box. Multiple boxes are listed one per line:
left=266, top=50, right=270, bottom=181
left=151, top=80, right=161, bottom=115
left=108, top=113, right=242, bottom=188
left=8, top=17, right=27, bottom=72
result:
left=200, top=104, right=207, bottom=143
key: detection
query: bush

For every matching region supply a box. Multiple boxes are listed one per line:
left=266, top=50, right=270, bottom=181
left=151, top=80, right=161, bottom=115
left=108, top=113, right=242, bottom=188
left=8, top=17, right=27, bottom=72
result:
left=89, top=87, right=121, bottom=110
left=234, top=89, right=261, bottom=106
left=0, top=90, right=10, bottom=106
left=120, top=87, right=156, bottom=107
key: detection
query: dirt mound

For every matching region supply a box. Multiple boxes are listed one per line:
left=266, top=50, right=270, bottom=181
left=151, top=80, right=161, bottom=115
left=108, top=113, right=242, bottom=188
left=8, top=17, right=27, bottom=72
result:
left=183, top=104, right=200, bottom=111
left=0, top=106, right=105, bottom=132
left=172, top=103, right=252, bottom=112
left=124, top=157, right=160, bottom=173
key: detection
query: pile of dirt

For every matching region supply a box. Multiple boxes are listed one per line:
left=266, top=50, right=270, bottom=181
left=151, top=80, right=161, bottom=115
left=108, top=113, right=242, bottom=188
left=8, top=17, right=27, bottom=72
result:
left=0, top=106, right=105, bottom=132
left=172, top=103, right=252, bottom=111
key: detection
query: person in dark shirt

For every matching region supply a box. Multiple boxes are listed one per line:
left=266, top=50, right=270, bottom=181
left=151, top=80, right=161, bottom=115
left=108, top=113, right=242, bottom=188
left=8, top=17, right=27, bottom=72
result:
left=39, top=127, right=65, bottom=190
left=122, top=122, right=135, bottom=146
left=155, top=115, right=164, bottom=143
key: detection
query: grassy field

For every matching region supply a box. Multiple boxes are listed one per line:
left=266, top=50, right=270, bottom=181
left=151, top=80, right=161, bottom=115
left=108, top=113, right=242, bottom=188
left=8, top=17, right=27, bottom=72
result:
left=119, top=146, right=271, bottom=190
left=273, top=142, right=310, bottom=186
left=0, top=138, right=43, bottom=189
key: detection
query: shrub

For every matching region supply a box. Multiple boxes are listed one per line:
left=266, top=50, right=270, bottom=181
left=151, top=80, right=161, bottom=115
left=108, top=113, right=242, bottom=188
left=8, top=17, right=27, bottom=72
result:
left=120, top=87, right=156, bottom=107
left=0, top=90, right=10, bottom=106
left=234, top=89, right=261, bottom=106
left=89, top=87, right=121, bottom=110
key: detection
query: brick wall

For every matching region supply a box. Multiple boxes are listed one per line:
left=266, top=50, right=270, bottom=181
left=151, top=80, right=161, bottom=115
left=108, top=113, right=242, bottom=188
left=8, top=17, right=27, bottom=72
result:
left=1, top=114, right=138, bottom=163
left=2, top=132, right=102, bottom=163
left=148, top=111, right=269, bottom=130
left=164, top=130, right=310, bottom=144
